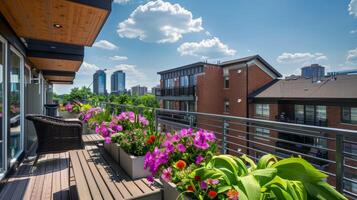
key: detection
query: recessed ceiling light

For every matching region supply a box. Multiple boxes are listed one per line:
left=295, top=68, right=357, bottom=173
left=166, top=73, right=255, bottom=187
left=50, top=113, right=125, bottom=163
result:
left=53, top=24, right=62, bottom=28
left=50, top=46, right=56, bottom=49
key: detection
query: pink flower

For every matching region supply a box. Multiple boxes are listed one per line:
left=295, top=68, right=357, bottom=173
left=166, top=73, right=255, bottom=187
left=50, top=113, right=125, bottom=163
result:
left=104, top=137, right=111, bottom=144
left=65, top=103, right=73, bottom=112
left=194, top=130, right=209, bottom=149
left=176, top=144, right=186, bottom=152
left=147, top=175, right=154, bottom=183
left=161, top=167, right=172, bottom=182
left=195, top=154, right=204, bottom=165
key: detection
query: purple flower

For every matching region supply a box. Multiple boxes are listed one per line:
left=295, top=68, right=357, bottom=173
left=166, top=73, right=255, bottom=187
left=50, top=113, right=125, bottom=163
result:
left=139, top=115, right=149, bottom=126
left=194, top=130, right=209, bottom=149
left=65, top=103, right=73, bottom=112
left=206, top=131, right=216, bottom=142
left=147, top=175, right=154, bottom=183
left=104, top=137, right=111, bottom=144
left=161, top=167, right=172, bottom=182
left=109, top=122, right=123, bottom=133
left=165, top=143, right=174, bottom=153
left=200, top=181, right=207, bottom=190
left=195, top=154, right=204, bottom=165
left=176, top=144, right=186, bottom=153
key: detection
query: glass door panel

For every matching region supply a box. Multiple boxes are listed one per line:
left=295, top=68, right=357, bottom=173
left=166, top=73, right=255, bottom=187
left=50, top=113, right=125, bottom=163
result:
left=0, top=37, right=5, bottom=173
left=9, top=48, right=22, bottom=160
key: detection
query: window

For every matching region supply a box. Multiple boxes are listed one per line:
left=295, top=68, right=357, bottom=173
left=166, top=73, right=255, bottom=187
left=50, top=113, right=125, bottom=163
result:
left=180, top=76, right=189, bottom=87
left=342, top=107, right=357, bottom=124
left=255, top=104, right=269, bottom=117
left=165, top=78, right=174, bottom=88
left=224, top=77, right=229, bottom=88
left=294, top=105, right=304, bottom=123
left=256, top=128, right=270, bottom=138
left=189, top=75, right=197, bottom=86
left=294, top=105, right=327, bottom=126
left=224, top=100, right=230, bottom=113
left=164, top=101, right=174, bottom=109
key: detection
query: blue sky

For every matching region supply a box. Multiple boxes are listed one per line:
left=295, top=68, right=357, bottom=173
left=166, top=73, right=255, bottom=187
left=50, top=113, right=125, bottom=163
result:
left=54, top=0, right=357, bottom=94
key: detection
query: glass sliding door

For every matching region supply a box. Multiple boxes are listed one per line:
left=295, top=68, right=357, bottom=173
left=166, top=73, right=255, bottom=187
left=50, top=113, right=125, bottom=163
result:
left=0, top=36, right=6, bottom=174
left=8, top=47, right=23, bottom=161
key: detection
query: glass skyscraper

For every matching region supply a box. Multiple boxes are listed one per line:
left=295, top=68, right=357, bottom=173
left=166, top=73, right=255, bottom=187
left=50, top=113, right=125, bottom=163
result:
left=93, top=70, right=107, bottom=95
left=111, top=70, right=125, bottom=94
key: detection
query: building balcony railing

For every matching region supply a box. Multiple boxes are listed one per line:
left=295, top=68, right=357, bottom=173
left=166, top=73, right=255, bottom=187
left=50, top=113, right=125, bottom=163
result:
left=155, top=86, right=196, bottom=96
left=94, top=102, right=357, bottom=199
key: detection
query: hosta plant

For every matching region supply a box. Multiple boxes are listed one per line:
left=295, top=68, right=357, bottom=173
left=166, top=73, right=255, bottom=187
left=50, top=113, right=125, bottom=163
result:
left=181, top=154, right=347, bottom=200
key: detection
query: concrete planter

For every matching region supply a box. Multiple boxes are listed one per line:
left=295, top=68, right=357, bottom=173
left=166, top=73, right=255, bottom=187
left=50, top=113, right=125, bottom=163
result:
left=160, top=178, right=190, bottom=200
left=104, top=142, right=120, bottom=163
left=119, top=147, right=151, bottom=179
left=59, top=111, right=80, bottom=119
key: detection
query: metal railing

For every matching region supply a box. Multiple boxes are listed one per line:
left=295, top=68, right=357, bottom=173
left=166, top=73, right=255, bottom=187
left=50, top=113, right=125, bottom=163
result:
left=93, top=102, right=357, bottom=199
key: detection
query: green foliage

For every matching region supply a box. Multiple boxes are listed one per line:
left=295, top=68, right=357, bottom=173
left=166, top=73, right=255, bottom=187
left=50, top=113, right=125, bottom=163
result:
left=63, top=87, right=94, bottom=103
left=183, top=154, right=347, bottom=200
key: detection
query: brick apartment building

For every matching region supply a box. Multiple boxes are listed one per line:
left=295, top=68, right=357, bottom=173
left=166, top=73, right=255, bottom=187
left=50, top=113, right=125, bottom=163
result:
left=156, top=55, right=357, bottom=191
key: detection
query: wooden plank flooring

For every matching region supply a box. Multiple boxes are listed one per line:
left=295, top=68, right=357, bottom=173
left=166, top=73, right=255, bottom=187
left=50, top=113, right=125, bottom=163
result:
left=0, top=134, right=162, bottom=200
left=69, top=144, right=162, bottom=200
left=0, top=152, right=69, bottom=200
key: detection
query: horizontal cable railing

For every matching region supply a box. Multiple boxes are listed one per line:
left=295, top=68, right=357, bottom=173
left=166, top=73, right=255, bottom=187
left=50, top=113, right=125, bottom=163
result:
left=93, top=102, right=357, bottom=199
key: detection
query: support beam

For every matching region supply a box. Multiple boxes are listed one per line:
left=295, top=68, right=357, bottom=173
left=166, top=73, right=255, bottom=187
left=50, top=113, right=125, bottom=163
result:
left=42, top=70, right=76, bottom=77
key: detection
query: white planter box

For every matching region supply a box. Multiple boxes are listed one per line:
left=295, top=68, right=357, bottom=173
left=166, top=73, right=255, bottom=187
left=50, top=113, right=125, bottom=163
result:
left=104, top=142, right=120, bottom=163
left=161, top=178, right=190, bottom=200
left=119, top=147, right=151, bottom=179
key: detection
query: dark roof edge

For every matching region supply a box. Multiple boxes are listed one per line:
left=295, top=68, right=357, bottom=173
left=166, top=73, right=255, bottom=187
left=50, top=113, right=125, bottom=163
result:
left=219, top=55, right=282, bottom=78
left=248, top=79, right=280, bottom=98
left=157, top=62, right=216, bottom=75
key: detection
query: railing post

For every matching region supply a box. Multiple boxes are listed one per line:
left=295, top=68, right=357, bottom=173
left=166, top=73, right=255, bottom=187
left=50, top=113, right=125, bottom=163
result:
left=221, top=120, right=228, bottom=154
left=155, top=109, right=159, bottom=132
left=335, top=134, right=344, bottom=193
left=188, top=114, right=194, bottom=128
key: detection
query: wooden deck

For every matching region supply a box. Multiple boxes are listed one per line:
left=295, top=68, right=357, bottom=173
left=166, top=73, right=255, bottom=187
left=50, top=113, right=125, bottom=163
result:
left=0, top=134, right=162, bottom=200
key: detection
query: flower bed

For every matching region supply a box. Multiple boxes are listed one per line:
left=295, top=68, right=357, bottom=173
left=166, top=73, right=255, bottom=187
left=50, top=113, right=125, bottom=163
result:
left=79, top=101, right=346, bottom=200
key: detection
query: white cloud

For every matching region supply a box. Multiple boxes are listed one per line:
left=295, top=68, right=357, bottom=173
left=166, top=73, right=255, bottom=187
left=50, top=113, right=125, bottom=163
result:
left=109, top=55, right=128, bottom=61
left=350, top=29, right=357, bottom=34
left=177, top=37, right=236, bottom=59
left=93, top=40, right=118, bottom=50
left=347, top=48, right=357, bottom=64
left=276, top=52, right=328, bottom=64
left=114, top=0, right=130, bottom=4
left=349, top=0, right=357, bottom=16
left=78, top=62, right=99, bottom=75
left=117, top=0, right=203, bottom=43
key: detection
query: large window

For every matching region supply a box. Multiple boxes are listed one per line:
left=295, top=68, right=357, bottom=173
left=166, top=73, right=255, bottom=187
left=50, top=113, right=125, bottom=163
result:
left=180, top=76, right=189, bottom=87
left=165, top=78, right=174, bottom=89
left=0, top=37, right=5, bottom=173
left=294, top=105, right=327, bottom=126
left=342, top=107, right=357, bottom=125
left=255, top=104, right=269, bottom=117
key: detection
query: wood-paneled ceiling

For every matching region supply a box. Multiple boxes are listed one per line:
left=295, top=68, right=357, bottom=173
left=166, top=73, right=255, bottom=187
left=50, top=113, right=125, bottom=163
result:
left=0, top=0, right=110, bottom=46
left=44, top=75, right=74, bottom=82
left=29, top=57, right=82, bottom=72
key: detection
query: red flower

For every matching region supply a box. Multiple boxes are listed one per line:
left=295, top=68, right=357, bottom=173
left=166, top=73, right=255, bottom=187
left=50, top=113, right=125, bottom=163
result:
left=194, top=176, right=201, bottom=181
left=208, top=190, right=217, bottom=199
left=187, top=185, right=194, bottom=192
left=175, top=160, right=187, bottom=170
left=146, top=139, right=153, bottom=145
left=150, top=135, right=156, bottom=141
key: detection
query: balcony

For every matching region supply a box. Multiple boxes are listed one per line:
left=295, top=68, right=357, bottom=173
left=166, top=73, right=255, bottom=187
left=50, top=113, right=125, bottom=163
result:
left=156, top=86, right=196, bottom=96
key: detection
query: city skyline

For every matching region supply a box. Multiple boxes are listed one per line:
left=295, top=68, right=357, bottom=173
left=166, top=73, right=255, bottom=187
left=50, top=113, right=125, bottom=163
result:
left=53, top=0, right=357, bottom=94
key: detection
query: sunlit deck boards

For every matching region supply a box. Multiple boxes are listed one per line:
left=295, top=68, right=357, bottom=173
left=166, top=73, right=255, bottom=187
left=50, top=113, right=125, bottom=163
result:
left=69, top=145, right=162, bottom=200
left=0, top=152, right=70, bottom=200
left=82, top=133, right=104, bottom=144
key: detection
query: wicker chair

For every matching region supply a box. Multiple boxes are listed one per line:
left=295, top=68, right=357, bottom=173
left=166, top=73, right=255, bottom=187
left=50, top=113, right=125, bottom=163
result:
left=26, top=114, right=83, bottom=154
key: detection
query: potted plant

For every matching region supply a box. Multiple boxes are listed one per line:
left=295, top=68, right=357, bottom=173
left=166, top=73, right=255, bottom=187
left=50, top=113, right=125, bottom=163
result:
left=144, top=128, right=217, bottom=200
left=80, top=106, right=102, bottom=134
left=119, top=129, right=161, bottom=179
left=59, top=101, right=82, bottom=119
